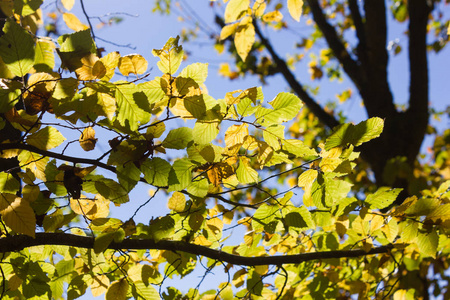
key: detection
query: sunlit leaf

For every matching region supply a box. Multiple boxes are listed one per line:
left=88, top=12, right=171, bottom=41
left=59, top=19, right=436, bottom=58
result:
left=287, top=0, right=303, bottom=21
left=63, top=13, right=89, bottom=31
left=168, top=192, right=186, bottom=212
left=152, top=36, right=183, bottom=75
left=163, top=127, right=193, bottom=149
left=179, top=63, right=208, bottom=84
left=235, top=21, right=254, bottom=62
left=225, top=0, right=249, bottom=23
left=115, top=81, right=151, bottom=131
left=0, top=19, right=35, bottom=77
left=118, top=54, right=148, bottom=76
left=365, top=187, right=402, bottom=210
left=0, top=193, right=36, bottom=237
left=141, top=157, right=171, bottom=187
left=26, top=126, right=66, bottom=150
left=236, top=157, right=258, bottom=184
left=325, top=117, right=384, bottom=150
left=79, top=126, right=97, bottom=151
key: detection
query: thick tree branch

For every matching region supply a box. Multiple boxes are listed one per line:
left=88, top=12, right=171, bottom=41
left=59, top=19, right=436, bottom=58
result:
left=362, top=1, right=396, bottom=118
left=0, top=142, right=116, bottom=173
left=307, top=0, right=364, bottom=91
left=405, top=0, right=431, bottom=163
left=0, top=233, right=394, bottom=266
left=348, top=0, right=367, bottom=67
left=253, top=21, right=339, bottom=129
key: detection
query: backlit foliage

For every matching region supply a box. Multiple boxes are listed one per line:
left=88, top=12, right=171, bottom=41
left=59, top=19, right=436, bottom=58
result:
left=0, top=1, right=449, bottom=299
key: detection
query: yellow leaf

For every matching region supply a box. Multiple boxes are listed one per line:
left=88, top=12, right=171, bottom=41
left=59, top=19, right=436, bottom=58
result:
left=234, top=21, right=255, bottom=61
left=70, top=198, right=96, bottom=215
left=168, top=192, right=186, bottom=212
left=79, top=126, right=97, bottom=151
left=118, top=54, right=148, bottom=76
left=91, top=274, right=110, bottom=297
left=225, top=124, right=249, bottom=148
left=75, top=54, right=106, bottom=80
left=262, top=11, right=283, bottom=22
left=0, top=193, right=36, bottom=237
left=224, top=0, right=250, bottom=23
left=369, top=214, right=385, bottom=233
left=220, top=23, right=239, bottom=40
left=63, top=13, right=89, bottom=31
left=206, top=162, right=235, bottom=187
left=252, top=0, right=266, bottom=17
left=105, top=278, right=129, bottom=300
left=194, top=235, right=212, bottom=246
left=61, top=0, right=75, bottom=11
left=287, top=0, right=303, bottom=22
left=100, top=51, right=120, bottom=81
left=297, top=169, right=318, bottom=188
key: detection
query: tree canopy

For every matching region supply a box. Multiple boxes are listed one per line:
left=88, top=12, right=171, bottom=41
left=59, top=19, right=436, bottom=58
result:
left=0, top=0, right=449, bottom=299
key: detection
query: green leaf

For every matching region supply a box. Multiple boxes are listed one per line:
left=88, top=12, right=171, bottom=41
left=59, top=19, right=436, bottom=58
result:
left=416, top=231, right=438, bottom=258
left=95, top=178, right=129, bottom=204
left=168, top=158, right=194, bottom=192
left=365, top=187, right=402, bottom=210
left=0, top=82, right=21, bottom=113
left=152, top=36, right=184, bottom=75
left=26, top=126, right=66, bottom=150
left=287, top=0, right=303, bottom=22
left=187, top=177, right=209, bottom=198
left=0, top=19, right=35, bottom=77
left=426, top=204, right=450, bottom=223
left=168, top=192, right=186, bottom=212
left=263, top=124, right=284, bottom=150
left=236, top=157, right=258, bottom=184
left=284, top=206, right=314, bottom=232
left=282, top=139, right=318, bottom=158
left=179, top=63, right=208, bottom=84
left=193, top=120, right=220, bottom=144
left=256, top=92, right=302, bottom=126
left=34, top=39, right=55, bottom=72
left=14, top=0, right=43, bottom=16
left=138, top=79, right=165, bottom=105
left=311, top=175, right=352, bottom=209
left=163, top=127, right=193, bottom=150
left=225, top=0, right=249, bottom=23
left=115, top=81, right=151, bottom=131
left=57, top=29, right=96, bottom=71
left=141, top=158, right=171, bottom=187
left=247, top=269, right=263, bottom=296
left=149, top=216, right=175, bottom=242
left=132, top=281, right=160, bottom=300
left=52, top=77, right=78, bottom=100
left=94, top=231, right=115, bottom=254
left=105, top=279, right=129, bottom=300
left=0, top=173, right=20, bottom=193
left=0, top=193, right=36, bottom=238
left=116, top=163, right=140, bottom=192
left=252, top=203, right=280, bottom=233
left=325, top=117, right=384, bottom=150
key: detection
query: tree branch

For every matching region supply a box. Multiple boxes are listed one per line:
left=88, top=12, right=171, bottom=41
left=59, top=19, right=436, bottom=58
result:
left=253, top=20, right=339, bottom=130
left=405, top=0, right=431, bottom=162
left=362, top=1, right=396, bottom=118
left=306, top=0, right=364, bottom=91
left=0, top=233, right=394, bottom=266
left=0, top=142, right=116, bottom=173
left=348, top=0, right=367, bottom=67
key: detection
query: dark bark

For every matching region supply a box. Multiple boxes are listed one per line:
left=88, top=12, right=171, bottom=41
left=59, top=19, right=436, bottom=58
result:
left=0, top=232, right=393, bottom=266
